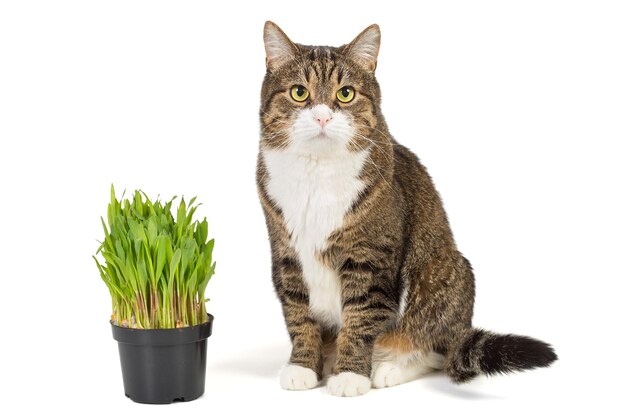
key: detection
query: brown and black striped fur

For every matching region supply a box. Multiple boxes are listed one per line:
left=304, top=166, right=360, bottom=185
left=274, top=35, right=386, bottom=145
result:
left=256, top=22, right=557, bottom=392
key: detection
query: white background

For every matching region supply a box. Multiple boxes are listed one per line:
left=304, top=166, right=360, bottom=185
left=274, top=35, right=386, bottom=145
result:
left=1, top=0, right=625, bottom=415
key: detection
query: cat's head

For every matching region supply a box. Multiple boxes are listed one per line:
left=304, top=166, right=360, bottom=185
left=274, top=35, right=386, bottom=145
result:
left=260, top=21, right=384, bottom=157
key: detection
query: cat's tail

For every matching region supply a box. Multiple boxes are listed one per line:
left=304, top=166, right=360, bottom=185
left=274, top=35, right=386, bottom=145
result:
left=444, top=328, right=557, bottom=383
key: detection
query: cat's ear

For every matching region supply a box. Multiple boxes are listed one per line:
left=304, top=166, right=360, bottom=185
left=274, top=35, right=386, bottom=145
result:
left=264, top=21, right=298, bottom=70
left=344, top=24, right=381, bottom=72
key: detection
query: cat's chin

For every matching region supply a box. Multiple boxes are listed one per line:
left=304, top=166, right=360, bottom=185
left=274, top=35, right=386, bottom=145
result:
left=287, top=138, right=348, bottom=158
left=288, top=130, right=357, bottom=155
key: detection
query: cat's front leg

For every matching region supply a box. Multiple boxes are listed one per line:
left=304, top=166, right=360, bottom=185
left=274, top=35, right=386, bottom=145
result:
left=280, top=302, right=323, bottom=390
left=328, top=260, right=396, bottom=397
left=273, top=256, right=324, bottom=390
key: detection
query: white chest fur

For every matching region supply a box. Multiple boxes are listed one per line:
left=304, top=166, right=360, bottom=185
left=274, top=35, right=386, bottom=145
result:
left=263, top=148, right=369, bottom=328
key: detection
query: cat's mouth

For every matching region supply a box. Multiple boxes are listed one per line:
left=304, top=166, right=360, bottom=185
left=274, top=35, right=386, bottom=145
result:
left=300, top=128, right=331, bottom=141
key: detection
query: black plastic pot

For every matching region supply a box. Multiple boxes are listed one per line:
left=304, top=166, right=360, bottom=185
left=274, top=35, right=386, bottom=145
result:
left=111, top=314, right=213, bottom=404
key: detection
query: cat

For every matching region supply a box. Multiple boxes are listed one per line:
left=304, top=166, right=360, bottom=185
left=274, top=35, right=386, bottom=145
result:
left=256, top=21, right=557, bottom=397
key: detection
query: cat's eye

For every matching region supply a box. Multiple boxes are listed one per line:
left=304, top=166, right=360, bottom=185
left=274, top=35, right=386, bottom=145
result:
left=290, top=85, right=310, bottom=102
left=336, top=86, right=355, bottom=103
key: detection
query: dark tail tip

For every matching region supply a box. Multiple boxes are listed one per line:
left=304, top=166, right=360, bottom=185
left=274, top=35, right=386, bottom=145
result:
left=481, top=333, right=558, bottom=376
left=447, top=328, right=558, bottom=384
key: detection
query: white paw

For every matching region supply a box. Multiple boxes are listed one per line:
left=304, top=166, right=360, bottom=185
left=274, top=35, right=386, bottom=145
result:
left=372, top=362, right=404, bottom=388
left=280, top=364, right=319, bottom=390
left=327, top=372, right=371, bottom=397
left=372, top=358, right=436, bottom=388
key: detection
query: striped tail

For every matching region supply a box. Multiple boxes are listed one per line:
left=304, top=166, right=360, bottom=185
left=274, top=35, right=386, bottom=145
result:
left=445, top=328, right=558, bottom=383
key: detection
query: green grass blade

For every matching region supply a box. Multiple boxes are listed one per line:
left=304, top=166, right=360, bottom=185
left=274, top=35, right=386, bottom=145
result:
left=95, top=186, right=215, bottom=329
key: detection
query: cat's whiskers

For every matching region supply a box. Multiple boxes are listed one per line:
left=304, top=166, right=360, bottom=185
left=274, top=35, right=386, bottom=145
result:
left=366, top=125, right=404, bottom=147
left=262, top=119, right=284, bottom=128
left=350, top=132, right=395, bottom=164
left=262, top=131, right=288, bottom=141
left=348, top=124, right=405, bottom=148
left=357, top=129, right=405, bottom=148
left=332, top=127, right=395, bottom=164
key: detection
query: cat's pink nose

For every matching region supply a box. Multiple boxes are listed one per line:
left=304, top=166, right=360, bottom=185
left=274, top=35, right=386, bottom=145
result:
left=316, top=116, right=331, bottom=128
left=311, top=105, right=333, bottom=130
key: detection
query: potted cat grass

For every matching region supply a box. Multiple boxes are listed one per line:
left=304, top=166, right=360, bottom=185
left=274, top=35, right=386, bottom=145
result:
left=94, top=186, right=216, bottom=404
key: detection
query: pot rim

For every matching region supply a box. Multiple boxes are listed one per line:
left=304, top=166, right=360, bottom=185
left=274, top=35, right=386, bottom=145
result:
left=111, top=313, right=213, bottom=346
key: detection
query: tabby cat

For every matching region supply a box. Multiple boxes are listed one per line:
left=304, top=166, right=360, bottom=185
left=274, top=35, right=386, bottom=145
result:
left=256, top=21, right=557, bottom=397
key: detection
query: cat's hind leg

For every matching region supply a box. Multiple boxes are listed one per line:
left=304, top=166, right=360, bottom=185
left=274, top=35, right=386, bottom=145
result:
left=372, top=332, right=444, bottom=388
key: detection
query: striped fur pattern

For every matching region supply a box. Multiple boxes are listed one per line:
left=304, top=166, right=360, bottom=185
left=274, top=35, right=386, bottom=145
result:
left=256, top=22, right=557, bottom=396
